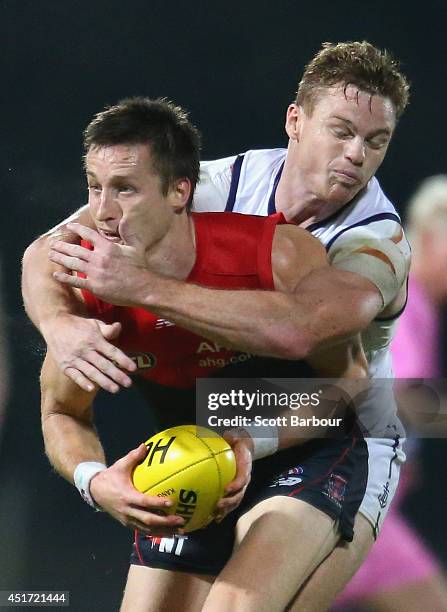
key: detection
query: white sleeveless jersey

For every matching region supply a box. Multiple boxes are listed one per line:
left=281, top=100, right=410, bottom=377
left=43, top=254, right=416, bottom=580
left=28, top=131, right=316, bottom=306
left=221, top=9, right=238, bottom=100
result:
left=193, top=149, right=410, bottom=438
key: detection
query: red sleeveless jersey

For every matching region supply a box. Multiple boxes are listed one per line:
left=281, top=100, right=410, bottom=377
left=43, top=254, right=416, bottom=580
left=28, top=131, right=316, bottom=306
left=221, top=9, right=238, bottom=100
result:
left=81, top=212, right=287, bottom=388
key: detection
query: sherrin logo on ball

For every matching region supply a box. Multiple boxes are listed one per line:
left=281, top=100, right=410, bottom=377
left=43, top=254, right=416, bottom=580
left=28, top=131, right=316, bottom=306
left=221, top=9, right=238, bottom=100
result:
left=132, top=425, right=236, bottom=532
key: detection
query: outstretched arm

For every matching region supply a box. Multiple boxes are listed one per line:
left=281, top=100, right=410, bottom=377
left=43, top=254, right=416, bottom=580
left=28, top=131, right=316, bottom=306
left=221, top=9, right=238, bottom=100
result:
left=50, top=222, right=384, bottom=357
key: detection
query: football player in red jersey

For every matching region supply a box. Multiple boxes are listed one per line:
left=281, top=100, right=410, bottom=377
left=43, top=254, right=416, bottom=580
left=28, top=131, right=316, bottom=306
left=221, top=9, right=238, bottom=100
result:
left=38, top=97, right=369, bottom=612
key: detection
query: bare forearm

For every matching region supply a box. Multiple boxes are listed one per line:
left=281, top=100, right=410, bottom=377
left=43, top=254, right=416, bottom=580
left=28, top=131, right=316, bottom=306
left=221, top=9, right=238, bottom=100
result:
left=46, top=223, right=383, bottom=365
left=143, top=278, right=316, bottom=359
left=42, top=411, right=105, bottom=483
left=40, top=352, right=103, bottom=482
left=141, top=269, right=382, bottom=359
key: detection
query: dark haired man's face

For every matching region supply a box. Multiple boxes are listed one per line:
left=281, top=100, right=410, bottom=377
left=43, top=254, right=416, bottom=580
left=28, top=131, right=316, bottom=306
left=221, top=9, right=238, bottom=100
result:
left=85, top=143, right=177, bottom=248
left=286, top=84, right=396, bottom=208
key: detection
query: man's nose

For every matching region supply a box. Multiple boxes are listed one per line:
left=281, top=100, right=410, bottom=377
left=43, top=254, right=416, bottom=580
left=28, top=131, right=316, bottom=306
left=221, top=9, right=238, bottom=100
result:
left=344, top=136, right=365, bottom=166
left=96, top=189, right=117, bottom=220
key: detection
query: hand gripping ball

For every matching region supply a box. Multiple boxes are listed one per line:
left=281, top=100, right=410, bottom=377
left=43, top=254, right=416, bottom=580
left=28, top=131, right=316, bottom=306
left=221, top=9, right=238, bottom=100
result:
left=132, top=425, right=236, bottom=532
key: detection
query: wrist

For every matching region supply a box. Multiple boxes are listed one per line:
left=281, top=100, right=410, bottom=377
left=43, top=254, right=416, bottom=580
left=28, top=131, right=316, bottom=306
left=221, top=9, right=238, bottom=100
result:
left=40, top=310, right=78, bottom=336
left=139, top=274, right=173, bottom=311
left=73, top=461, right=107, bottom=510
left=240, top=424, right=279, bottom=460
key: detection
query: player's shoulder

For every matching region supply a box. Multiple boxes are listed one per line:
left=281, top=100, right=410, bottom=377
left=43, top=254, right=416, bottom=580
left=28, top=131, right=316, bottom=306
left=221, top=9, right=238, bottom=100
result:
left=275, top=222, right=324, bottom=248
left=332, top=219, right=407, bottom=246
left=241, top=148, right=286, bottom=162
left=199, top=154, right=238, bottom=182
left=328, top=217, right=411, bottom=276
left=273, top=224, right=327, bottom=277
left=194, top=149, right=286, bottom=213
left=198, top=148, right=285, bottom=179
left=194, top=154, right=238, bottom=212
left=239, top=148, right=287, bottom=176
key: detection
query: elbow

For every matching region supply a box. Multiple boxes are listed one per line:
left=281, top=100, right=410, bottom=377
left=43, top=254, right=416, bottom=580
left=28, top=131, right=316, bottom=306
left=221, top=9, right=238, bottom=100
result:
left=263, top=325, right=317, bottom=360
left=22, top=239, right=39, bottom=273
left=262, top=302, right=343, bottom=360
left=22, top=237, right=50, bottom=290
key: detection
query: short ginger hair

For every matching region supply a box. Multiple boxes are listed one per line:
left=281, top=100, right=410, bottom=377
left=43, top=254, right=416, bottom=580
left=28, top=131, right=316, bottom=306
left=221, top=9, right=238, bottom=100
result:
left=295, top=41, right=410, bottom=120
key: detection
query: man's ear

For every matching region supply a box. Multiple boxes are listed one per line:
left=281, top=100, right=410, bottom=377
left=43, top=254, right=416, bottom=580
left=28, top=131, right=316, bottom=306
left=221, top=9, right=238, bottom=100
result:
left=285, top=104, right=303, bottom=142
left=171, top=178, right=192, bottom=213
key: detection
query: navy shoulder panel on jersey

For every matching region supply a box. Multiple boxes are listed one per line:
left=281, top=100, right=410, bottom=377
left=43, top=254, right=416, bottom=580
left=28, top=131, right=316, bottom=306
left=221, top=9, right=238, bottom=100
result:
left=225, top=155, right=244, bottom=212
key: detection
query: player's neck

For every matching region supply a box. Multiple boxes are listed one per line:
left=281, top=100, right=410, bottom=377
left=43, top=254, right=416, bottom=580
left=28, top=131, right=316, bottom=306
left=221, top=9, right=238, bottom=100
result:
left=275, top=154, right=340, bottom=228
left=145, top=212, right=196, bottom=280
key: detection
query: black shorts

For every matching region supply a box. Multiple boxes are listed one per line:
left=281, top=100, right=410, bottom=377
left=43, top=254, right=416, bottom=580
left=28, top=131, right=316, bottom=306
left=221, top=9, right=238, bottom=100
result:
left=129, top=434, right=368, bottom=575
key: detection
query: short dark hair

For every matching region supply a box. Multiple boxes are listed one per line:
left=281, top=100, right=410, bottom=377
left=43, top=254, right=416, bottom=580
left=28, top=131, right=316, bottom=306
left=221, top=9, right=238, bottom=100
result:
left=296, top=41, right=410, bottom=120
left=83, top=97, right=201, bottom=199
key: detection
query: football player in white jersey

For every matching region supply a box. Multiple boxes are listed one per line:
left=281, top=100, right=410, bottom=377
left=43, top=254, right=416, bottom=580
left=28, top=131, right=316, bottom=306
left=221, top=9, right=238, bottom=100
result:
left=23, top=41, right=410, bottom=610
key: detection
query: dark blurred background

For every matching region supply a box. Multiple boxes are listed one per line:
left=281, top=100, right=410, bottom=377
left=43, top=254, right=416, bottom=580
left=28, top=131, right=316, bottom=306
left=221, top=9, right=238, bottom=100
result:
left=1, top=1, right=446, bottom=610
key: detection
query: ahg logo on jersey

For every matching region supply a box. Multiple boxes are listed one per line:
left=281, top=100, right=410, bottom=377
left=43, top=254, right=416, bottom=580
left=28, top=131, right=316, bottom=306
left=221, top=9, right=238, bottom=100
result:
left=196, top=341, right=231, bottom=354
left=130, top=352, right=157, bottom=371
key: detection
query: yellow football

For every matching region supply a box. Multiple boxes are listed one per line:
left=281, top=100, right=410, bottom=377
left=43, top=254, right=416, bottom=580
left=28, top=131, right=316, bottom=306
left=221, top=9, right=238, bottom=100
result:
left=132, top=425, right=236, bottom=532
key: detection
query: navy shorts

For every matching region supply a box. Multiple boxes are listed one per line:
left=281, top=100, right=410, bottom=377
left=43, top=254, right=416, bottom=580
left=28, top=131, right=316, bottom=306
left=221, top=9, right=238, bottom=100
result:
left=129, top=434, right=368, bottom=575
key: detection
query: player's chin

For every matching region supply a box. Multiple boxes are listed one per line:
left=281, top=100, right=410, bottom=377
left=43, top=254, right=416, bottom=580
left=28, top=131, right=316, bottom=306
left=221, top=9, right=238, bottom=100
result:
left=327, top=183, right=362, bottom=206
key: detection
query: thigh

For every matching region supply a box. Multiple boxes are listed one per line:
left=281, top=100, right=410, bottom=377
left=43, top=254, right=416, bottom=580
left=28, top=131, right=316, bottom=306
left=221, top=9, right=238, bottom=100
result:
left=246, top=433, right=369, bottom=543
left=202, top=434, right=368, bottom=612
left=121, top=565, right=214, bottom=612
left=202, top=496, right=340, bottom=612
left=289, top=512, right=374, bottom=612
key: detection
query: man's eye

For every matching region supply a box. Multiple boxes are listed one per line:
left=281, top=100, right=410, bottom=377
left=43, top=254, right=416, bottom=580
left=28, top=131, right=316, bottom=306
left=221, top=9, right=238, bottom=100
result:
left=119, top=186, right=134, bottom=193
left=368, top=139, right=388, bottom=150
left=88, top=184, right=101, bottom=192
left=332, top=127, right=351, bottom=139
